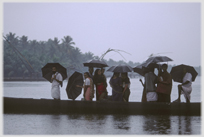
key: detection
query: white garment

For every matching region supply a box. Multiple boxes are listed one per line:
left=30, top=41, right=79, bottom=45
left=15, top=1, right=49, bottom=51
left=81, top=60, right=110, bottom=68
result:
left=85, top=78, right=90, bottom=86
left=146, top=92, right=158, bottom=102
left=144, top=72, right=157, bottom=92
left=181, top=72, right=192, bottom=101
left=51, top=72, right=63, bottom=99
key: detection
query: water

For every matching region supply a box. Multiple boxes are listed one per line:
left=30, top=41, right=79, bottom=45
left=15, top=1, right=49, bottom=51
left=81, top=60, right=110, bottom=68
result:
left=3, top=77, right=201, bottom=134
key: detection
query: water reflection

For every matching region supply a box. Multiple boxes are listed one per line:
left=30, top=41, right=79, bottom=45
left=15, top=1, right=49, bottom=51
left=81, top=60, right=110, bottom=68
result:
left=178, top=116, right=192, bottom=134
left=143, top=115, right=171, bottom=134
left=112, top=115, right=130, bottom=131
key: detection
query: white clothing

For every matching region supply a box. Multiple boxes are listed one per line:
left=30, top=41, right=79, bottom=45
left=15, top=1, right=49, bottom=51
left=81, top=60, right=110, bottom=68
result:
left=85, top=78, right=91, bottom=86
left=144, top=72, right=157, bottom=92
left=51, top=72, right=63, bottom=99
left=146, top=92, right=158, bottom=102
left=181, top=72, right=192, bottom=101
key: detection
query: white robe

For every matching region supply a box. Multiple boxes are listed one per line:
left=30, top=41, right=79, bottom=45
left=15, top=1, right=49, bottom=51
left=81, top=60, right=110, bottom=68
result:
left=181, top=72, right=192, bottom=101
left=51, top=72, right=63, bottom=99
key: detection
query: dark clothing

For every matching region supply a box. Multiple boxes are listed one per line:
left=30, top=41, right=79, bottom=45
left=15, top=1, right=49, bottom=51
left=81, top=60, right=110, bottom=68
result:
left=122, top=77, right=130, bottom=102
left=93, top=75, right=107, bottom=101
left=157, top=92, right=171, bottom=103
left=109, top=77, right=123, bottom=102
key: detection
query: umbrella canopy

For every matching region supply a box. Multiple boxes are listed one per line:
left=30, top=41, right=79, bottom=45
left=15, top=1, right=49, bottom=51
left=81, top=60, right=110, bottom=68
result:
left=107, top=64, right=133, bottom=73
left=133, top=63, right=160, bottom=76
left=143, top=56, right=173, bottom=67
left=170, top=64, right=198, bottom=83
left=66, top=71, right=84, bottom=100
left=83, top=59, right=108, bottom=68
left=41, top=63, right=67, bottom=82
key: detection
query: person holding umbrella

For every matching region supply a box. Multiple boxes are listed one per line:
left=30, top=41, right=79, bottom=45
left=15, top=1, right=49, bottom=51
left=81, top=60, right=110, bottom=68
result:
left=88, top=67, right=94, bottom=80
left=156, top=64, right=172, bottom=103
left=121, top=72, right=131, bottom=102
left=144, top=64, right=158, bottom=102
left=93, top=69, right=107, bottom=101
left=109, top=72, right=123, bottom=102
left=77, top=72, right=94, bottom=101
left=51, top=66, right=63, bottom=100
left=173, top=67, right=193, bottom=103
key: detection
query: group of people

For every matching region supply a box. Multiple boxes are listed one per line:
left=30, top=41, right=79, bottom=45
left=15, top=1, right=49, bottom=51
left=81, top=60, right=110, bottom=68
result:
left=50, top=64, right=193, bottom=103
left=140, top=63, right=193, bottom=103
left=81, top=67, right=131, bottom=102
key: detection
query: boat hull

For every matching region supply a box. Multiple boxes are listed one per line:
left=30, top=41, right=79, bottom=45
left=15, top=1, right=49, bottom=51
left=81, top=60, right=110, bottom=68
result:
left=3, top=97, right=201, bottom=116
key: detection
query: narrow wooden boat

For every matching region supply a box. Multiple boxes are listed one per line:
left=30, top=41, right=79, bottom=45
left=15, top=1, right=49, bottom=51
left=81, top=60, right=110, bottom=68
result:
left=3, top=97, right=201, bottom=116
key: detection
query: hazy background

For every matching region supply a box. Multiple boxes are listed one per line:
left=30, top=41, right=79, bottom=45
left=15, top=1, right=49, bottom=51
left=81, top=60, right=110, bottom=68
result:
left=2, top=2, right=201, bottom=66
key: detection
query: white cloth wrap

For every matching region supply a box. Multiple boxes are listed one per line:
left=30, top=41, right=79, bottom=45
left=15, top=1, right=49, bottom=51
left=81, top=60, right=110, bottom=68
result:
left=181, top=72, right=192, bottom=101
left=51, top=72, right=63, bottom=99
left=146, top=92, right=158, bottom=102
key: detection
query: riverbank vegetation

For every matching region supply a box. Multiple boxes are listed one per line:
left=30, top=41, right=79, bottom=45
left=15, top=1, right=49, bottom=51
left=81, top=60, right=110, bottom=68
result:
left=3, top=32, right=201, bottom=79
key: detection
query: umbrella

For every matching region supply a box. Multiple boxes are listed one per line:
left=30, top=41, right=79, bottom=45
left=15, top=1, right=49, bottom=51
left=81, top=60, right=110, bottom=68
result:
left=170, top=64, right=198, bottom=83
left=66, top=71, right=84, bottom=100
left=133, top=63, right=160, bottom=76
left=41, top=63, right=67, bottom=82
left=107, top=64, right=133, bottom=73
left=83, top=59, right=108, bottom=68
left=143, top=56, right=173, bottom=67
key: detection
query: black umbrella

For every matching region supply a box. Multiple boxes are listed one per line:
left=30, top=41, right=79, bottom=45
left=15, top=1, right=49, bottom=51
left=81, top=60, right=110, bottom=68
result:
left=66, top=71, right=84, bottom=100
left=83, top=59, right=108, bottom=68
left=133, top=63, right=160, bottom=76
left=143, top=56, right=173, bottom=67
left=170, top=64, right=198, bottom=83
left=41, top=63, right=67, bottom=82
left=107, top=64, right=133, bottom=73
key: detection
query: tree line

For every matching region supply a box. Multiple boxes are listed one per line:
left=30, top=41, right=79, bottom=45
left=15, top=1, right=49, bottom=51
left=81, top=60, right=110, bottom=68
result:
left=3, top=32, right=201, bottom=79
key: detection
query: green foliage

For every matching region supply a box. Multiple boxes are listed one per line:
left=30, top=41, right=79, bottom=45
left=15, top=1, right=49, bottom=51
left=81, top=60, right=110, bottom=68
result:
left=3, top=32, right=201, bottom=79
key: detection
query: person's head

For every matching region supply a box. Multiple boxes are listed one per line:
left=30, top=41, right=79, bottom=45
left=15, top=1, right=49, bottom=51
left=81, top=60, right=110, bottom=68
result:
left=88, top=67, right=94, bottom=74
left=161, top=64, right=168, bottom=72
left=113, top=72, right=120, bottom=77
left=101, top=68, right=105, bottom=74
left=121, top=72, right=128, bottom=78
left=84, top=72, right=90, bottom=79
left=52, top=67, right=57, bottom=74
left=147, top=63, right=155, bottom=73
left=94, top=69, right=101, bottom=76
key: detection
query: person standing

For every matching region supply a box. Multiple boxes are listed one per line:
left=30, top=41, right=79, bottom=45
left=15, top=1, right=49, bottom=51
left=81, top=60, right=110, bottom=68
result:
left=51, top=66, right=63, bottom=100
left=83, top=72, right=94, bottom=101
left=93, top=69, right=107, bottom=101
left=156, top=64, right=172, bottom=103
left=109, top=72, right=123, bottom=102
left=173, top=67, right=192, bottom=103
left=121, top=72, right=131, bottom=102
left=144, top=64, right=158, bottom=102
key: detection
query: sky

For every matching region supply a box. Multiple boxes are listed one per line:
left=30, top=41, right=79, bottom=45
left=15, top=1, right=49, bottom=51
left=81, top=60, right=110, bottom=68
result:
left=2, top=1, right=202, bottom=66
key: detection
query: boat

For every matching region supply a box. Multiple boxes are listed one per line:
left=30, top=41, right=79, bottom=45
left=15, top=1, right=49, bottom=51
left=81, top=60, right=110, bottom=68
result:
left=3, top=97, right=201, bottom=116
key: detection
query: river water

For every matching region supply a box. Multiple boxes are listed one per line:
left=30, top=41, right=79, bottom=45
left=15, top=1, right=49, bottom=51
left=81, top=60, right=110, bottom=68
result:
left=3, top=77, right=202, bottom=135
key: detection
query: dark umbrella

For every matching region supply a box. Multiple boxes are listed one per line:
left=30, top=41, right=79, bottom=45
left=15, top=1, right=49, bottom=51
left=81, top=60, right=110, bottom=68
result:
left=133, top=63, right=160, bottom=76
left=83, top=59, right=108, bottom=68
left=41, top=63, right=67, bottom=82
left=66, top=71, right=84, bottom=100
left=143, top=56, right=173, bottom=67
left=170, top=64, right=198, bottom=83
left=107, top=64, right=133, bottom=73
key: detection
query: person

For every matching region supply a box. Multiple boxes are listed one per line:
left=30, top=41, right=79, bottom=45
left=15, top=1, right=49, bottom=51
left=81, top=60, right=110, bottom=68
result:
left=88, top=67, right=94, bottom=79
left=93, top=69, right=107, bottom=101
left=139, top=67, right=150, bottom=102
left=121, top=72, right=131, bottom=102
left=51, top=66, right=63, bottom=100
left=156, top=64, right=172, bottom=103
left=173, top=67, right=192, bottom=103
left=77, top=72, right=94, bottom=101
left=144, top=64, right=158, bottom=102
left=109, top=72, right=123, bottom=102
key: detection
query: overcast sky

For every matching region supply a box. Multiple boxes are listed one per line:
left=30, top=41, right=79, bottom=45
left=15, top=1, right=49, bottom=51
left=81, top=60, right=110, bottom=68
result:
left=2, top=1, right=201, bottom=66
